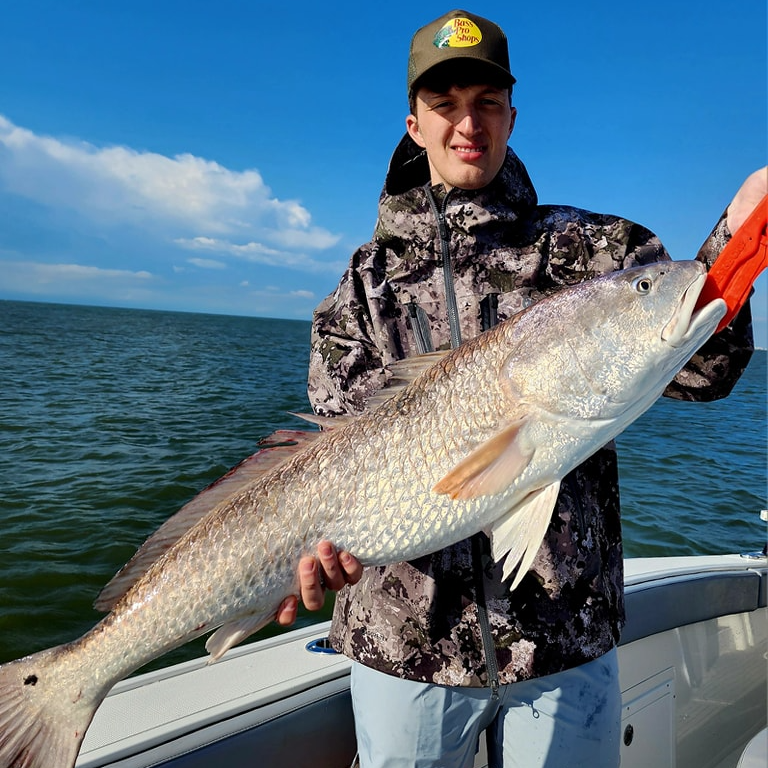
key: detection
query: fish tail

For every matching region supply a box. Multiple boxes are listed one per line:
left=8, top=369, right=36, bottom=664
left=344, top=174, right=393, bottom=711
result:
left=0, top=645, right=100, bottom=768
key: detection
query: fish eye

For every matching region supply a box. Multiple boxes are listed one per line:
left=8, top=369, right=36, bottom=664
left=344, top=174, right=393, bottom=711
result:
left=632, top=276, right=653, bottom=294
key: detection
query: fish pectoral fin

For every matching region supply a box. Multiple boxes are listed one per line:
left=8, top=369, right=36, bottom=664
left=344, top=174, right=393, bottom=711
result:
left=489, top=481, right=561, bottom=591
left=205, top=613, right=273, bottom=662
left=432, top=420, right=531, bottom=500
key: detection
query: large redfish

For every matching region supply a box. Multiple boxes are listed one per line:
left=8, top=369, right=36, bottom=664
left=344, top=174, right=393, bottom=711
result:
left=0, top=261, right=725, bottom=768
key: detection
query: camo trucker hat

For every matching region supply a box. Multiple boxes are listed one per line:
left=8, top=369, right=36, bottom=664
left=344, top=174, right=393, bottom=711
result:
left=407, top=10, right=516, bottom=95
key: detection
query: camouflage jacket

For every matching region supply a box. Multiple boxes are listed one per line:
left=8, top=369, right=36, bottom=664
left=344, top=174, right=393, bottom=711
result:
left=308, top=135, right=754, bottom=687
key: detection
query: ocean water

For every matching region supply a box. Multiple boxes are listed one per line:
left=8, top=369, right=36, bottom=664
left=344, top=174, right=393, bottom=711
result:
left=0, top=300, right=765, bottom=671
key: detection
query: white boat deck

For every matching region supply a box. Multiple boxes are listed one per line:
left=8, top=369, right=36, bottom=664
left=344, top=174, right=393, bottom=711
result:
left=76, top=554, right=767, bottom=768
left=77, top=625, right=351, bottom=767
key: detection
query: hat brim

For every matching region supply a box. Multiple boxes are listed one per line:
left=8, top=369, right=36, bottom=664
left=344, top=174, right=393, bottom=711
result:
left=409, top=58, right=516, bottom=97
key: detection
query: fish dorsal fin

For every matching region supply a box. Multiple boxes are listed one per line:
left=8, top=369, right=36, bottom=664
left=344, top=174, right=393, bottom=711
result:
left=366, top=351, right=450, bottom=410
left=205, top=612, right=274, bottom=661
left=94, top=429, right=323, bottom=612
left=433, top=419, right=531, bottom=500
left=489, top=481, right=560, bottom=590
left=388, top=351, right=449, bottom=379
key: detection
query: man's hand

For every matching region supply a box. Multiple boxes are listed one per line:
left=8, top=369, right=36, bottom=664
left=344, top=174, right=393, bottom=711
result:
left=727, top=167, right=768, bottom=235
left=275, top=541, right=364, bottom=626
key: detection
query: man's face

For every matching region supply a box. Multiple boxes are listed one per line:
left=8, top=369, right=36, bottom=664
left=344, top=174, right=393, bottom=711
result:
left=406, top=83, right=516, bottom=191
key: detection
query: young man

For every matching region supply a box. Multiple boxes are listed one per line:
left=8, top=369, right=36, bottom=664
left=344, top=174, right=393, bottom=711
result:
left=277, top=10, right=760, bottom=768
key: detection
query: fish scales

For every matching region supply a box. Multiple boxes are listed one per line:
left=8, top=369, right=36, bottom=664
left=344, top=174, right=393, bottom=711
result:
left=0, top=261, right=726, bottom=768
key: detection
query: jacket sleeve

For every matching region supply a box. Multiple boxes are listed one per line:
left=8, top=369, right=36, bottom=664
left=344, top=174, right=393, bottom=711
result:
left=308, top=242, right=390, bottom=417
left=664, top=211, right=754, bottom=402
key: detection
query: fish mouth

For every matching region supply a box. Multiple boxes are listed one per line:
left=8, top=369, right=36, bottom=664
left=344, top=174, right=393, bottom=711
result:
left=662, top=273, right=727, bottom=347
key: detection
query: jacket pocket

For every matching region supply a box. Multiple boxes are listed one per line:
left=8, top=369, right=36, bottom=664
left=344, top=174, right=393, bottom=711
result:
left=407, top=301, right=435, bottom=354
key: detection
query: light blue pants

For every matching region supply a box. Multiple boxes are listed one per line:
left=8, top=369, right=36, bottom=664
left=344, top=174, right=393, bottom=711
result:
left=350, top=649, right=620, bottom=768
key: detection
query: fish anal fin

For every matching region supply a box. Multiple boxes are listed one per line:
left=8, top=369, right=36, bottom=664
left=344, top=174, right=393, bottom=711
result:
left=433, top=420, right=531, bottom=500
left=205, top=612, right=274, bottom=662
left=489, top=481, right=561, bottom=591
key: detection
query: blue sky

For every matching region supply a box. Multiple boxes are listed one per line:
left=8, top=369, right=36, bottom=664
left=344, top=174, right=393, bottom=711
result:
left=1, top=1, right=766, bottom=346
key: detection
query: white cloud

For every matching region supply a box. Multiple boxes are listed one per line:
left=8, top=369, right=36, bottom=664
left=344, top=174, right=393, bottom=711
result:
left=4, top=260, right=152, bottom=283
left=244, top=284, right=316, bottom=302
left=262, top=226, right=341, bottom=251
left=0, top=115, right=349, bottom=318
left=187, top=257, right=226, bottom=269
left=0, top=259, right=154, bottom=300
left=176, top=236, right=281, bottom=259
left=0, top=114, right=341, bottom=251
left=174, top=235, right=345, bottom=273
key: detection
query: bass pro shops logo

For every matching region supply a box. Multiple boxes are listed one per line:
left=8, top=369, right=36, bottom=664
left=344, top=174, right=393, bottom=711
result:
left=433, top=17, right=483, bottom=48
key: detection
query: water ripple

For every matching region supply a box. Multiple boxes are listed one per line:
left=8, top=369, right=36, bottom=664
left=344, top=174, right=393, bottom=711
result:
left=0, top=299, right=765, bottom=670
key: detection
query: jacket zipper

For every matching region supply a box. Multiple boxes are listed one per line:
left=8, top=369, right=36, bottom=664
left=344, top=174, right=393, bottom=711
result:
left=427, top=186, right=500, bottom=698
left=427, top=189, right=462, bottom=349
left=472, top=534, right=501, bottom=699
